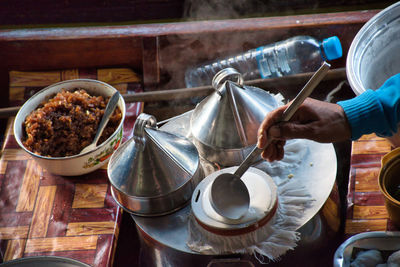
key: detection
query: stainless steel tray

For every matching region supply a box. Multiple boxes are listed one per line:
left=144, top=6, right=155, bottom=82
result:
left=334, top=231, right=400, bottom=267
left=133, top=110, right=337, bottom=254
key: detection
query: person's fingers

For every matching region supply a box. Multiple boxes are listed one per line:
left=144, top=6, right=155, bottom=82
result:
left=267, top=125, right=283, bottom=139
left=261, top=145, right=272, bottom=161
left=275, top=140, right=286, bottom=161
left=257, top=129, right=267, bottom=149
left=260, top=140, right=286, bottom=162
left=276, top=120, right=349, bottom=143
left=257, top=106, right=286, bottom=148
left=273, top=122, right=315, bottom=140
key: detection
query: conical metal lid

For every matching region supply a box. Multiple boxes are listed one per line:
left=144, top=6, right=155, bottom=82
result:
left=190, top=68, right=278, bottom=150
left=108, top=113, right=200, bottom=200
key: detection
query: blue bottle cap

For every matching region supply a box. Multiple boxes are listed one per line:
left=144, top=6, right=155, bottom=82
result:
left=322, top=36, right=343, bottom=60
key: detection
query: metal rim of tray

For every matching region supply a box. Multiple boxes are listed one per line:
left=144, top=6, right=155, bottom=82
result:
left=133, top=110, right=338, bottom=255
left=333, top=231, right=400, bottom=267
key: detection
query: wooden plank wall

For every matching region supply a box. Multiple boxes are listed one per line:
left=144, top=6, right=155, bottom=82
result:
left=0, top=10, right=379, bottom=110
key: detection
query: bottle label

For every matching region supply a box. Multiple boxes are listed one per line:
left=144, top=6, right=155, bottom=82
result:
left=256, top=46, right=290, bottom=78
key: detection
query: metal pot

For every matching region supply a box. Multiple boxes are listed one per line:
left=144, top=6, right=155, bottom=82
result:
left=346, top=2, right=400, bottom=147
left=107, top=113, right=203, bottom=216
left=190, top=68, right=279, bottom=167
left=347, top=1, right=400, bottom=95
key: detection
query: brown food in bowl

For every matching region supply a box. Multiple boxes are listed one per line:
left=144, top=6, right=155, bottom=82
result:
left=22, top=89, right=122, bottom=157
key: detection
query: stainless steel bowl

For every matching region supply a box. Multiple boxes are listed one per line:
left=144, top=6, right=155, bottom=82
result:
left=347, top=2, right=400, bottom=95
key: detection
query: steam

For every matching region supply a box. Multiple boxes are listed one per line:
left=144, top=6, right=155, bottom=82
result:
left=183, top=0, right=292, bottom=20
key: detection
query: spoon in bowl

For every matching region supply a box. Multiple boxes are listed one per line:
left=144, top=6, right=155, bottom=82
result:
left=210, top=62, right=331, bottom=220
left=80, top=91, right=120, bottom=154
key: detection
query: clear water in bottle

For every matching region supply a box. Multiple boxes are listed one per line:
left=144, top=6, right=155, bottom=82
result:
left=185, top=35, right=342, bottom=88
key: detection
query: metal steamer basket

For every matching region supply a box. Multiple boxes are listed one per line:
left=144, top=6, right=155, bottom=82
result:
left=107, top=113, right=203, bottom=216
left=190, top=68, right=279, bottom=167
left=130, top=69, right=340, bottom=266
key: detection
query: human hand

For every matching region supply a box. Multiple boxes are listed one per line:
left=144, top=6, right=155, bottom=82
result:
left=257, top=98, right=351, bottom=161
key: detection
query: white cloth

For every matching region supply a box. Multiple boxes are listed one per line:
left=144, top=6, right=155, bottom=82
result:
left=186, top=139, right=315, bottom=263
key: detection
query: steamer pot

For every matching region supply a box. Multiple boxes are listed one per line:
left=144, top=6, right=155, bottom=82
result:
left=107, top=113, right=203, bottom=216
left=190, top=68, right=279, bottom=167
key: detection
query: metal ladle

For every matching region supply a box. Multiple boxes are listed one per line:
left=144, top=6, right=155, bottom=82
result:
left=80, top=91, right=120, bottom=154
left=210, top=62, right=331, bottom=220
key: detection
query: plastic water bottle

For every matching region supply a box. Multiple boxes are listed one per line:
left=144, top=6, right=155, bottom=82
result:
left=185, top=35, right=342, bottom=87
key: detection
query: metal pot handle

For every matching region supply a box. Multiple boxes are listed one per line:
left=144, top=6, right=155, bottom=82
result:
left=133, top=113, right=157, bottom=144
left=212, top=68, right=244, bottom=95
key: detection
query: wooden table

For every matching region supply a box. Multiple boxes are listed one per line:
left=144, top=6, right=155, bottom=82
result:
left=345, top=134, right=399, bottom=235
left=0, top=68, right=143, bottom=266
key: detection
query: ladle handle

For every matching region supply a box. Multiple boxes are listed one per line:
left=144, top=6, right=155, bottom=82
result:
left=233, top=62, right=331, bottom=178
left=280, top=61, right=331, bottom=122
left=234, top=146, right=263, bottom=177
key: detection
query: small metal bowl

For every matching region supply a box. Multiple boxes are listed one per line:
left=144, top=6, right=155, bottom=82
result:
left=13, top=79, right=125, bottom=176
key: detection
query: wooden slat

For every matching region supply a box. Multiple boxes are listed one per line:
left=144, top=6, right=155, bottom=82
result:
left=9, top=71, right=61, bottom=87
left=66, top=221, right=116, bottom=236
left=353, top=205, right=388, bottom=219
left=25, top=236, right=98, bottom=253
left=359, top=134, right=386, bottom=141
left=0, top=160, right=7, bottom=174
left=29, top=186, right=57, bottom=238
left=9, top=87, right=25, bottom=102
left=354, top=167, right=380, bottom=192
left=16, top=160, right=42, bottom=212
left=72, top=184, right=108, bottom=209
left=97, top=68, right=141, bottom=84
left=352, top=140, right=391, bottom=155
left=345, top=219, right=388, bottom=234
left=4, top=239, right=26, bottom=261
left=61, top=69, right=80, bottom=80
left=0, top=226, right=29, bottom=239
left=321, top=196, right=340, bottom=232
left=1, top=149, right=31, bottom=161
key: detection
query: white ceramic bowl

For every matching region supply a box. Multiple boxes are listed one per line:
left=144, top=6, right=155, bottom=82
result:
left=13, top=79, right=126, bottom=176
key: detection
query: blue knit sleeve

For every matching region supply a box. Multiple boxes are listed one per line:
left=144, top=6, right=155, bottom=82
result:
left=337, top=73, right=400, bottom=140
